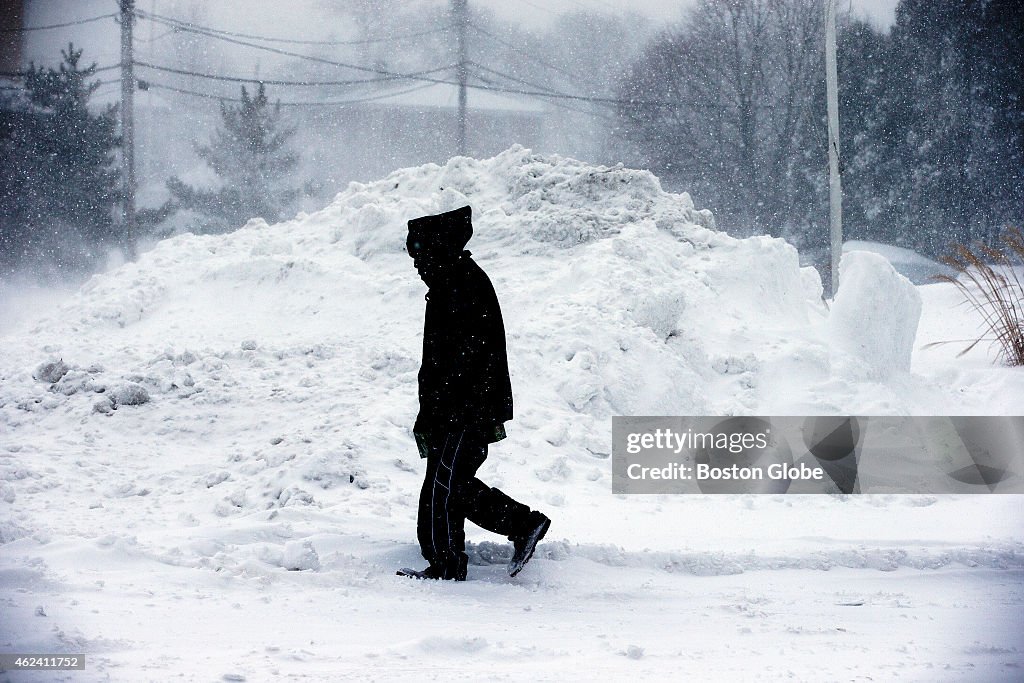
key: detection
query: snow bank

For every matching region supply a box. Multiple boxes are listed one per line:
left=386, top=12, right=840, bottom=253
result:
left=9, top=146, right=826, bottom=425
left=828, top=251, right=922, bottom=380
left=0, top=146, right=1017, bottom=569
left=1, top=148, right=1022, bottom=681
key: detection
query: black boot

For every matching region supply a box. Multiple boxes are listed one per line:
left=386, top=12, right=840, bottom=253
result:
left=397, top=554, right=468, bottom=581
left=508, top=511, right=551, bottom=577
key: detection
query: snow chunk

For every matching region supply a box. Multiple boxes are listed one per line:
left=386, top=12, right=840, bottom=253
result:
left=623, top=645, right=645, bottom=659
left=33, top=359, right=69, bottom=383
left=0, top=518, right=29, bottom=543
left=800, top=265, right=824, bottom=302
left=50, top=368, right=104, bottom=396
left=203, top=471, right=231, bottom=488
left=828, top=251, right=922, bottom=380
left=110, top=382, right=151, bottom=406
left=0, top=481, right=15, bottom=503
left=281, top=539, right=320, bottom=571
left=629, top=287, right=686, bottom=340
left=414, top=636, right=488, bottom=654
left=174, top=349, right=199, bottom=366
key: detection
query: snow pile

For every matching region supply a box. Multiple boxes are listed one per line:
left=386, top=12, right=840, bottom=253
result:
left=1, top=147, right=1017, bottom=537
left=8, top=146, right=829, bottom=424
left=1, top=147, right=1022, bottom=679
left=828, top=251, right=922, bottom=380
left=0, top=147, right=1012, bottom=543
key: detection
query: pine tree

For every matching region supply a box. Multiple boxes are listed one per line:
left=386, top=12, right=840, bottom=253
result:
left=970, top=0, right=1023, bottom=246
left=885, top=0, right=1023, bottom=254
left=831, top=19, right=906, bottom=246
left=166, top=83, right=299, bottom=233
left=0, top=44, right=120, bottom=274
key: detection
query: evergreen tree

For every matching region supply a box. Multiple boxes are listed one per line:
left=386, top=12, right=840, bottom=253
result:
left=970, top=0, right=1023, bottom=246
left=822, top=19, right=908, bottom=247
left=885, top=0, right=1023, bottom=253
left=615, top=0, right=1022, bottom=261
left=166, top=83, right=299, bottom=233
left=0, top=44, right=120, bottom=274
left=802, top=1, right=1021, bottom=258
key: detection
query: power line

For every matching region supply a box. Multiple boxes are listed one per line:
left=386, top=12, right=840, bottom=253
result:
left=515, top=0, right=558, bottom=17
left=468, top=59, right=586, bottom=102
left=136, top=11, right=690, bottom=109
left=136, top=10, right=458, bottom=85
left=281, top=81, right=440, bottom=106
left=143, top=81, right=233, bottom=102
left=145, top=65, right=622, bottom=119
left=133, top=60, right=457, bottom=87
left=0, top=13, right=117, bottom=33
left=137, top=9, right=454, bottom=46
left=471, top=74, right=613, bottom=125
left=140, top=57, right=615, bottom=116
left=465, top=66, right=659, bottom=108
left=0, top=51, right=716, bottom=113
left=587, top=0, right=623, bottom=13
left=560, top=0, right=624, bottom=13
left=466, top=22, right=577, bottom=81
left=143, top=79, right=442, bottom=107
left=135, top=27, right=177, bottom=43
left=133, top=7, right=675, bottom=108
left=466, top=65, right=616, bottom=125
left=465, top=67, right=638, bottom=108
left=117, top=7, right=726, bottom=115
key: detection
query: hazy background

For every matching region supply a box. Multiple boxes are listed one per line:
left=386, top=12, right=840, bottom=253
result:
left=9, top=0, right=899, bottom=220
left=2, top=0, right=1019, bottom=315
left=18, top=0, right=901, bottom=64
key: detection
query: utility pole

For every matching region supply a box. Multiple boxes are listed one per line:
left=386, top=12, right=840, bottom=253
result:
left=120, top=0, right=137, bottom=259
left=0, top=0, right=25, bottom=74
left=453, top=0, right=467, bottom=156
left=825, top=0, right=842, bottom=298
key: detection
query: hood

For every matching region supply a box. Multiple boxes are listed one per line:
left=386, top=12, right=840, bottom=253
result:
left=407, top=205, right=473, bottom=259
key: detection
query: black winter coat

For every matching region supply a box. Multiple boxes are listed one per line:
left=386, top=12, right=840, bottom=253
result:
left=414, top=251, right=513, bottom=435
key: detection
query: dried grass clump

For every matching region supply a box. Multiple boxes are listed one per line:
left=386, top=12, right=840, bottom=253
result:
left=931, top=227, right=1024, bottom=366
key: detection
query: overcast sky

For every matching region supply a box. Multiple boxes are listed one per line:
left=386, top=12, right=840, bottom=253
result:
left=474, top=0, right=900, bottom=28
left=18, top=0, right=902, bottom=71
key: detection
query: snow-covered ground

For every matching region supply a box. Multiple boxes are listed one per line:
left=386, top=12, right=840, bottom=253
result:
left=1, top=147, right=1021, bottom=681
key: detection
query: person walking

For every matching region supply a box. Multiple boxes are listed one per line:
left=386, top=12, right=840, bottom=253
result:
left=398, top=205, right=551, bottom=582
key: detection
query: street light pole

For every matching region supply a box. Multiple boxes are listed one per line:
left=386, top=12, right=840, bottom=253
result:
left=119, top=0, right=137, bottom=259
left=454, top=0, right=467, bottom=156
left=825, top=0, right=843, bottom=298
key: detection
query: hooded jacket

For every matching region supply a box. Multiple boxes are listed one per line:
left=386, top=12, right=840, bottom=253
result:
left=408, top=206, right=514, bottom=437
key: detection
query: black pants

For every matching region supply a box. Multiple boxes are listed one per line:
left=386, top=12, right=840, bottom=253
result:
left=417, top=429, right=532, bottom=576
